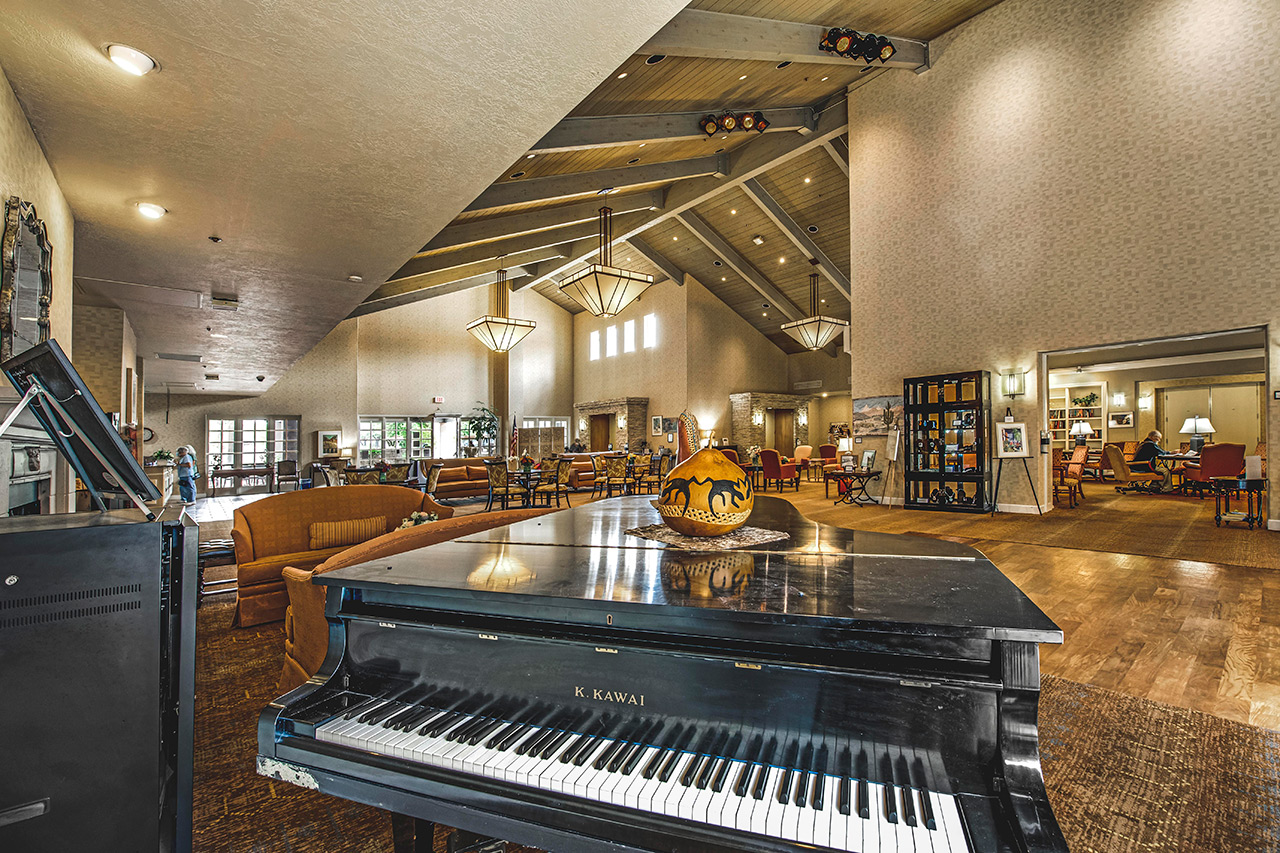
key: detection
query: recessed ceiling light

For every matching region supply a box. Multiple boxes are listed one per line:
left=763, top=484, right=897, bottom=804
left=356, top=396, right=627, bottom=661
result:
left=136, top=202, right=167, bottom=219
left=596, top=188, right=615, bottom=195
left=804, top=177, right=811, bottom=183
left=626, top=257, right=632, bottom=261
left=208, top=235, right=222, bottom=243
left=820, top=298, right=826, bottom=303
left=738, top=75, right=748, bottom=81
left=763, top=303, right=769, bottom=308
left=347, top=274, right=363, bottom=283
left=106, top=44, right=157, bottom=76
left=638, top=143, right=646, bottom=148
left=822, top=392, right=829, bottom=398
left=210, top=333, right=228, bottom=339
left=713, top=260, right=723, bottom=266
left=778, top=256, right=786, bottom=264
left=617, top=72, right=628, bottom=79
left=627, top=158, right=640, bottom=164
left=721, top=276, right=726, bottom=281
left=807, top=225, right=819, bottom=233
left=525, top=153, right=536, bottom=159
left=672, top=236, right=678, bottom=241
left=752, top=235, right=764, bottom=245
left=510, top=170, right=525, bottom=178
left=821, top=76, right=829, bottom=82
left=645, top=54, right=666, bottom=65
left=776, top=61, right=792, bottom=69
left=730, top=209, right=737, bottom=215
left=763, top=312, right=768, bottom=317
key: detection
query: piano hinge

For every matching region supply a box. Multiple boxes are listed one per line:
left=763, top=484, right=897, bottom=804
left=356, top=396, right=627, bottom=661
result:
left=899, top=679, right=934, bottom=688
left=378, top=622, right=396, bottom=628
left=595, top=647, right=618, bottom=654
left=478, top=633, right=499, bottom=641
left=735, top=662, right=762, bottom=670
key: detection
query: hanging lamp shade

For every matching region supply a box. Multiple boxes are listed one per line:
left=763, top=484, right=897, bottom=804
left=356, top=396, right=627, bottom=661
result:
left=559, top=207, right=654, bottom=317
left=467, top=263, right=536, bottom=352
left=780, top=272, right=849, bottom=350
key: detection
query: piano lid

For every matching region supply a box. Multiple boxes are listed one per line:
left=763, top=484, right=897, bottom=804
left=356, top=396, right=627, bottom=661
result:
left=319, top=496, right=1061, bottom=644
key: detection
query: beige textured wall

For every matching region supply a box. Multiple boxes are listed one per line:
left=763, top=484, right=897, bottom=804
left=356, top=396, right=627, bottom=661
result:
left=573, top=277, right=689, bottom=434
left=509, top=288, right=574, bottom=419
left=121, top=313, right=136, bottom=422
left=846, top=0, right=1280, bottom=513
left=686, top=275, right=789, bottom=440
left=789, top=350, right=851, bottom=396
left=70, top=304, right=126, bottom=415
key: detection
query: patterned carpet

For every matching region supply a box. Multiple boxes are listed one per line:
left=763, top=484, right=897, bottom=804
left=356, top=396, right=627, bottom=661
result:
left=194, top=597, right=1280, bottom=853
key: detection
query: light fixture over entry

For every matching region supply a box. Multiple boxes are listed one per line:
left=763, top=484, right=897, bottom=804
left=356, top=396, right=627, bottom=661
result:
left=781, top=271, right=848, bottom=351
left=558, top=207, right=653, bottom=317
left=466, top=260, right=535, bottom=352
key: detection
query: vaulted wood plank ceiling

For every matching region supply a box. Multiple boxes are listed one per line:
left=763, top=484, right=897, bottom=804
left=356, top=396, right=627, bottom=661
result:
left=371, top=0, right=1009, bottom=353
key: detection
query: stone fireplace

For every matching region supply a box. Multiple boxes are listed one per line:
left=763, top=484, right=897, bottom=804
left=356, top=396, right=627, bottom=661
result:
left=573, top=397, right=649, bottom=452
left=729, top=392, right=814, bottom=451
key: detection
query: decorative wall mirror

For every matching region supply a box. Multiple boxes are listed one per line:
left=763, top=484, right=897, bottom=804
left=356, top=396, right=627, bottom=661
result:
left=1, top=196, right=54, bottom=362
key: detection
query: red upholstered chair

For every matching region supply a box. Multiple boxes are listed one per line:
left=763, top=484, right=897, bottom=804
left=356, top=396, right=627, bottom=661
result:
left=759, top=449, right=799, bottom=492
left=818, top=443, right=839, bottom=473
left=721, top=448, right=740, bottom=465
left=1181, top=443, right=1246, bottom=499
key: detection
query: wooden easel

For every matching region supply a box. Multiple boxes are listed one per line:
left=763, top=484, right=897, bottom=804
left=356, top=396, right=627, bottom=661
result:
left=882, top=429, right=900, bottom=507
left=991, top=455, right=1042, bottom=516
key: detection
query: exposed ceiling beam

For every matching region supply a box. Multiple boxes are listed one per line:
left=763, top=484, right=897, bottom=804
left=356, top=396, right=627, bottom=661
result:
left=523, top=96, right=850, bottom=291
left=350, top=270, right=534, bottom=318
left=625, top=235, right=685, bottom=287
left=741, top=177, right=850, bottom=300
left=822, top=139, right=849, bottom=177
left=378, top=246, right=566, bottom=301
left=465, top=154, right=728, bottom=213
left=531, top=106, right=816, bottom=154
left=422, top=189, right=665, bottom=253
left=676, top=211, right=804, bottom=322
left=393, top=230, right=593, bottom=282
left=640, top=9, right=928, bottom=70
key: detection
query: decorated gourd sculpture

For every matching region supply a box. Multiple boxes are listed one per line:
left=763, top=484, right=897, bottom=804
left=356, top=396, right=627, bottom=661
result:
left=655, top=447, right=754, bottom=536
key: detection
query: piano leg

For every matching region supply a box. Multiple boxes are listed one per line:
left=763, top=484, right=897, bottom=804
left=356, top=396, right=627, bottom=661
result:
left=391, top=812, right=435, bottom=853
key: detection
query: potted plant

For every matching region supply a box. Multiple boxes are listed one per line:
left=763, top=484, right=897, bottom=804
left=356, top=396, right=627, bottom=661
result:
left=150, top=448, right=174, bottom=466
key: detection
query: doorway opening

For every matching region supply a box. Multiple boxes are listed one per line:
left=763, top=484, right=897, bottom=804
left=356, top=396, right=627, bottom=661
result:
left=433, top=416, right=459, bottom=459
left=589, top=414, right=613, bottom=452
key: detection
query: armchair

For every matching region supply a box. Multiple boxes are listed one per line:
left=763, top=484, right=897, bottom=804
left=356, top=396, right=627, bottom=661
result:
left=1104, top=445, right=1162, bottom=494
left=759, top=449, right=799, bottom=492
left=793, top=445, right=814, bottom=480
left=1181, top=443, right=1245, bottom=499
left=817, top=443, right=839, bottom=473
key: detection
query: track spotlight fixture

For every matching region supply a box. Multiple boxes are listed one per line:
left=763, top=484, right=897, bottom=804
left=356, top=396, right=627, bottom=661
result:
left=700, top=115, right=719, bottom=137
left=819, top=27, right=897, bottom=64
left=695, top=109, right=770, bottom=136
left=717, top=111, right=738, bottom=133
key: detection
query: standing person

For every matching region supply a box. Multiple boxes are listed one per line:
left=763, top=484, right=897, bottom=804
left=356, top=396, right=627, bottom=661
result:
left=176, top=445, right=199, bottom=506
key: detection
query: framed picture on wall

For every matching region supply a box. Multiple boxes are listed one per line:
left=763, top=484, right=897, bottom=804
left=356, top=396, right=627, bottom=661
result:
left=995, top=422, right=1031, bottom=458
left=651, top=416, right=662, bottom=435
left=1108, top=411, right=1133, bottom=428
left=316, top=429, right=342, bottom=457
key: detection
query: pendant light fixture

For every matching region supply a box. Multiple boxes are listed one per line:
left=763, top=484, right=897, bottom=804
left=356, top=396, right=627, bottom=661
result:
left=780, top=271, right=848, bottom=350
left=558, top=207, right=654, bottom=317
left=467, top=259, right=536, bottom=352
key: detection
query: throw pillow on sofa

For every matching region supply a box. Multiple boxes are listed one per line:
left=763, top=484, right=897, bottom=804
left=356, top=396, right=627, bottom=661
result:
left=309, top=515, right=386, bottom=550
left=438, top=467, right=466, bottom=483
left=466, top=465, right=488, bottom=480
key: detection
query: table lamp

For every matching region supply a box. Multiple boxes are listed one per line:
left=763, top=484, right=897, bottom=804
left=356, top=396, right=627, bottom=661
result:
left=1069, top=421, right=1094, bottom=447
left=1179, top=416, right=1214, bottom=452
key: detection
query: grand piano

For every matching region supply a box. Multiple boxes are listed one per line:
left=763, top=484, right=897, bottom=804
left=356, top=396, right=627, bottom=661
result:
left=258, top=496, right=1068, bottom=852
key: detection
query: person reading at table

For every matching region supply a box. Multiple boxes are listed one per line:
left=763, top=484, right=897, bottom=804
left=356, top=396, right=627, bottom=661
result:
left=1130, top=430, right=1173, bottom=492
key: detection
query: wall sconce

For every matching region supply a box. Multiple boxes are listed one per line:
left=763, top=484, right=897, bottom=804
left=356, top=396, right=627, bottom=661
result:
left=752, top=410, right=764, bottom=426
left=1000, top=369, right=1027, bottom=397
left=1138, top=395, right=1153, bottom=412
left=797, top=409, right=808, bottom=427
left=578, top=419, right=588, bottom=433
left=1112, top=391, right=1126, bottom=408
left=617, top=415, right=627, bottom=430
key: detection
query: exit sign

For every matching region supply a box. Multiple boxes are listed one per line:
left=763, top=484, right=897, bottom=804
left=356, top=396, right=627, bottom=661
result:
left=433, top=396, right=444, bottom=404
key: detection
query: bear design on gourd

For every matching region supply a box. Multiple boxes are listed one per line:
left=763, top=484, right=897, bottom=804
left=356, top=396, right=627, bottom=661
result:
left=661, top=475, right=753, bottom=515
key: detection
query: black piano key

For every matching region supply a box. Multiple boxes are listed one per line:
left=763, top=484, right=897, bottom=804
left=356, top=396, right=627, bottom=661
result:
left=776, top=739, right=799, bottom=804
left=395, top=705, right=438, bottom=732
left=794, top=742, right=813, bottom=806
left=896, top=755, right=917, bottom=826
left=856, top=748, right=871, bottom=820
left=560, top=730, right=596, bottom=764
left=447, top=713, right=491, bottom=742
left=595, top=719, right=641, bottom=770
left=357, top=699, right=395, bottom=724
left=563, top=715, right=610, bottom=763
left=836, top=746, right=852, bottom=815
left=467, top=716, right=508, bottom=745
left=839, top=776, right=852, bottom=816
left=680, top=729, right=717, bottom=786
left=642, top=722, right=684, bottom=779
left=574, top=716, right=620, bottom=767
left=539, top=725, right=578, bottom=760
left=698, top=731, right=732, bottom=789
left=751, top=737, right=777, bottom=800
left=380, top=704, right=420, bottom=730
left=421, top=710, right=460, bottom=737
left=492, top=718, right=534, bottom=751
left=919, top=789, right=936, bottom=830
left=521, top=714, right=567, bottom=756
left=734, top=734, right=764, bottom=797
left=881, top=752, right=898, bottom=824
left=658, top=726, right=697, bottom=783
left=811, top=745, right=828, bottom=810
left=610, top=720, right=654, bottom=772
left=364, top=701, right=406, bottom=726
left=711, top=734, right=742, bottom=793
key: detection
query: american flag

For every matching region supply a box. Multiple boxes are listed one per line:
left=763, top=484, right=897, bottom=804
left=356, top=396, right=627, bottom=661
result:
left=509, top=417, right=518, bottom=458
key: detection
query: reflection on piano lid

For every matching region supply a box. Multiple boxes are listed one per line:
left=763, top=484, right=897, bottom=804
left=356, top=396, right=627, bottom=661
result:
left=260, top=496, right=1068, bottom=853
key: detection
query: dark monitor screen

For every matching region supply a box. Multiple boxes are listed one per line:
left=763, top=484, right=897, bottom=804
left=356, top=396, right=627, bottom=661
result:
left=2, top=339, right=160, bottom=505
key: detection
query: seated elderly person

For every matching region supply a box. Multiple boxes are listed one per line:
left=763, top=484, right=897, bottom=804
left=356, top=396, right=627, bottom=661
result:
left=1129, top=430, right=1173, bottom=492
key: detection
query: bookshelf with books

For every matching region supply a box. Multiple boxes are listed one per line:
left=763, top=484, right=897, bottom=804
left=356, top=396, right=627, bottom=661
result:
left=903, top=370, right=992, bottom=513
left=1048, top=382, right=1108, bottom=451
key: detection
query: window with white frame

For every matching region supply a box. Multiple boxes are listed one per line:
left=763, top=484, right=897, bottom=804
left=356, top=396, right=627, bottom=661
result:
left=359, top=416, right=435, bottom=462
left=605, top=325, right=618, bottom=357
left=623, top=319, right=636, bottom=353
left=589, top=330, right=601, bottom=361
left=643, top=313, right=657, bottom=348
left=205, top=416, right=299, bottom=470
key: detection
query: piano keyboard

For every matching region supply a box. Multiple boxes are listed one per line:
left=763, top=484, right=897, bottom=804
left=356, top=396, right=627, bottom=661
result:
left=312, top=694, right=970, bottom=852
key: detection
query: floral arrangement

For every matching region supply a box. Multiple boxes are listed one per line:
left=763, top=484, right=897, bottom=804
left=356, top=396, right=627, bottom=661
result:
left=745, top=445, right=762, bottom=464
left=397, top=511, right=438, bottom=530
left=151, top=448, right=174, bottom=463
left=518, top=452, right=536, bottom=469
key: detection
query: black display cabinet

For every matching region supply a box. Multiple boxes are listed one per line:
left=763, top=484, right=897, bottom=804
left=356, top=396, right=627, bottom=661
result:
left=0, top=511, right=196, bottom=852
left=903, top=370, right=992, bottom=512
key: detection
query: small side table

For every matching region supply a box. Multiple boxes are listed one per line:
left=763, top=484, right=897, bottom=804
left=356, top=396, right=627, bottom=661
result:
left=825, top=469, right=882, bottom=505
left=1213, top=477, right=1265, bottom=529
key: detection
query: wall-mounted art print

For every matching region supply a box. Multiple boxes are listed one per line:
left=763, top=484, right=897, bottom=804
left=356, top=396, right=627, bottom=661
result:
left=316, top=430, right=342, bottom=457
left=1108, top=411, right=1133, bottom=428
left=850, top=395, right=904, bottom=436
left=651, top=416, right=662, bottom=435
left=996, top=422, right=1031, bottom=458
left=661, top=417, right=678, bottom=434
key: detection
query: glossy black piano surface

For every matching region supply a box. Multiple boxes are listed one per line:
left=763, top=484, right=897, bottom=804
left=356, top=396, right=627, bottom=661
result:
left=260, top=496, right=1068, bottom=853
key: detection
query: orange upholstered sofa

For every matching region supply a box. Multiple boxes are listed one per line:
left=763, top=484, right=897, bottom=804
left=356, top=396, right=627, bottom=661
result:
left=231, top=485, right=452, bottom=627
left=277, top=506, right=558, bottom=693
left=418, top=457, right=497, bottom=499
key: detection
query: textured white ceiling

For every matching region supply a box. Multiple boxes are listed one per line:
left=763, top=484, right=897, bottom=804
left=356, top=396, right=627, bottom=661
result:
left=0, top=0, right=688, bottom=392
